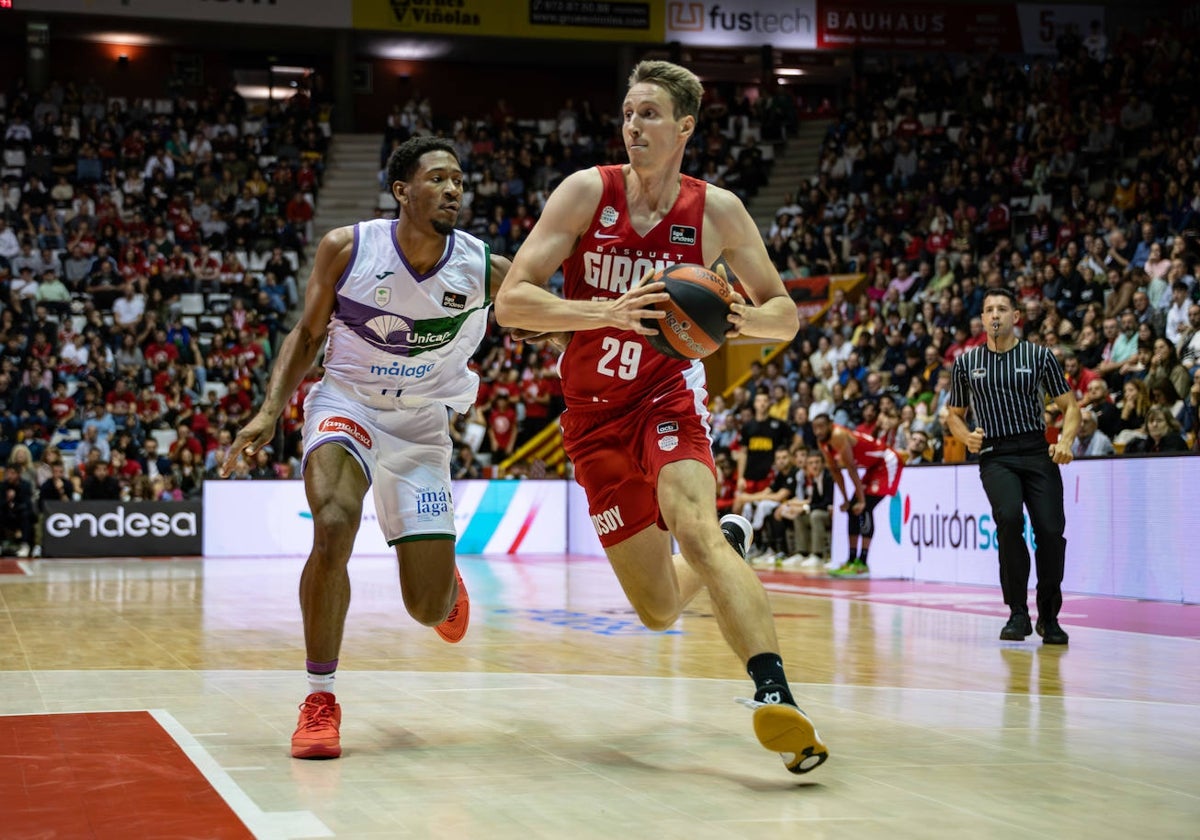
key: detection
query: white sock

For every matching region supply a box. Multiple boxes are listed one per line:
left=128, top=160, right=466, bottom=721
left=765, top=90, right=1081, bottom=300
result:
left=307, top=671, right=335, bottom=696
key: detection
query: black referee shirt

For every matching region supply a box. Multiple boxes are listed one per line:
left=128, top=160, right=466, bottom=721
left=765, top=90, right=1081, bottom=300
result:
left=949, top=341, right=1071, bottom=438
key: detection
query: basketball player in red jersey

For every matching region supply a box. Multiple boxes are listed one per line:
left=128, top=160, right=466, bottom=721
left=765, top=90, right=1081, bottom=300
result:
left=810, top=413, right=904, bottom=577
left=496, top=60, right=828, bottom=774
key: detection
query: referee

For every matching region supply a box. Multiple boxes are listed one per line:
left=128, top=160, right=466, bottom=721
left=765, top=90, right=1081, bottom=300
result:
left=945, top=287, right=1080, bottom=645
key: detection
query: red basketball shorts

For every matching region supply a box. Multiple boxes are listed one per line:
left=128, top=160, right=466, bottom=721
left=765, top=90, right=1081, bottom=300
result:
left=561, top=388, right=716, bottom=548
left=740, top=476, right=772, bottom=494
left=861, top=449, right=904, bottom=497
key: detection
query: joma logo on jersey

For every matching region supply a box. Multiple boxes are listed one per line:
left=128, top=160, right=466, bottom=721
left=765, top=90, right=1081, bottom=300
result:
left=581, top=251, right=686, bottom=293
left=591, top=505, right=625, bottom=536
left=415, top=487, right=451, bottom=521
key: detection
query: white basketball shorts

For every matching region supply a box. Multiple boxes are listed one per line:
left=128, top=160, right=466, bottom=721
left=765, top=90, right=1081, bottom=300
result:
left=301, top=378, right=455, bottom=544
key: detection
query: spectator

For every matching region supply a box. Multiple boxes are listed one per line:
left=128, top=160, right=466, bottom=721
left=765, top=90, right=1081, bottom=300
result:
left=39, top=461, right=74, bottom=512
left=75, top=424, right=111, bottom=465
left=0, top=465, right=35, bottom=556
left=1123, top=406, right=1188, bottom=454
left=138, top=437, right=174, bottom=483
left=777, top=450, right=834, bottom=568
left=175, top=447, right=206, bottom=496
left=1146, top=338, right=1191, bottom=401
left=451, top=444, right=482, bottom=480
left=486, top=393, right=518, bottom=459
left=1180, top=304, right=1200, bottom=370
left=1081, top=378, right=1121, bottom=440
left=1072, top=410, right=1115, bottom=458
left=737, top=447, right=799, bottom=563
left=247, top=448, right=276, bottom=480
left=904, top=429, right=938, bottom=465
left=1164, top=283, right=1192, bottom=347
left=81, top=460, right=121, bottom=500
left=111, top=283, right=146, bottom=330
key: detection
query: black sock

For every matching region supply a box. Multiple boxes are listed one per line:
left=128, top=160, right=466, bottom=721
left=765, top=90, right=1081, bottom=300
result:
left=746, top=652, right=795, bottom=705
left=858, top=546, right=870, bottom=564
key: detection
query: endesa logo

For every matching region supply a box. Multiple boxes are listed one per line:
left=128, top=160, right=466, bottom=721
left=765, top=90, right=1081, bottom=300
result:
left=45, top=506, right=197, bottom=539
left=890, top=495, right=1036, bottom=562
left=318, top=416, right=373, bottom=448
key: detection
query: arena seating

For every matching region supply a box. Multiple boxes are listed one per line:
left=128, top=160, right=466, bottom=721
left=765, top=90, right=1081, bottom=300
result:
left=717, top=29, right=1200, bottom=473
left=0, top=77, right=331, bottom=550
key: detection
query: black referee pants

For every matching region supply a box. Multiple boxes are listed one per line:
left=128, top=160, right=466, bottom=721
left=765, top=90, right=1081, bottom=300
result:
left=978, top=443, right=1066, bottom=623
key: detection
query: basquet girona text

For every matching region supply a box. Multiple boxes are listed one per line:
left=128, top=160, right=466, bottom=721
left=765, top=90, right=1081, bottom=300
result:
left=582, top=247, right=689, bottom=294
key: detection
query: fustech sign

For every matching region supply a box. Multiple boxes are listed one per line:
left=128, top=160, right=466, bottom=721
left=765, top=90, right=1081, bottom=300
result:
left=665, top=0, right=818, bottom=48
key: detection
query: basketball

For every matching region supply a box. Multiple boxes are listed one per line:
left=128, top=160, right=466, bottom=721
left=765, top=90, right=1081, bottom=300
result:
left=641, top=263, right=736, bottom=360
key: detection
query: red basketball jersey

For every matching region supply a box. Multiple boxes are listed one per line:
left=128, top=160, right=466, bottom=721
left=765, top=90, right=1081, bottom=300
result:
left=820, top=424, right=900, bottom=470
left=559, top=165, right=709, bottom=410
left=820, top=423, right=904, bottom=496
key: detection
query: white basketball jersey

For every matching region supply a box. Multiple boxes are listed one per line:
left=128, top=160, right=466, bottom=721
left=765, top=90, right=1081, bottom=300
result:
left=323, top=218, right=491, bottom=413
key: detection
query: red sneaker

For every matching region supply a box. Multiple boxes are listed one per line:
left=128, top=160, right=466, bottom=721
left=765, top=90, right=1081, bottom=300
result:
left=434, top=568, right=470, bottom=643
left=291, top=691, right=341, bottom=759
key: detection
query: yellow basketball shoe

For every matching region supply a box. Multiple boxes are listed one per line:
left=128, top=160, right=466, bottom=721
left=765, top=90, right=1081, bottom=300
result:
left=739, top=696, right=829, bottom=774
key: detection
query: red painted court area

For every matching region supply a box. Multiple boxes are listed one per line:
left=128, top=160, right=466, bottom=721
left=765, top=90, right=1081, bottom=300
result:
left=0, top=711, right=253, bottom=839
left=759, top=573, right=1200, bottom=639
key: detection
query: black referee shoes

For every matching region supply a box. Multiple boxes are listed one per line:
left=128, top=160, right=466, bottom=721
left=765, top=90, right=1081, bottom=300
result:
left=999, top=613, right=1069, bottom=644
left=1036, top=618, right=1070, bottom=645
left=999, top=613, right=1033, bottom=640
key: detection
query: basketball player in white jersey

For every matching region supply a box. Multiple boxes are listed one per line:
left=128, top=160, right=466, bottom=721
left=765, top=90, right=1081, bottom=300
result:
left=222, top=137, right=510, bottom=759
left=497, top=61, right=828, bottom=775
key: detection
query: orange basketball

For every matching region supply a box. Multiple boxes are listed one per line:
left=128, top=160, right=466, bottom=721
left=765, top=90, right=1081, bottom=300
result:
left=642, top=263, right=736, bottom=360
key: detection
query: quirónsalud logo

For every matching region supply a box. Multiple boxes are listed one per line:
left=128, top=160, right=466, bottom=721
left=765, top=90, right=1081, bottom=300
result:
left=889, top=494, right=1035, bottom=561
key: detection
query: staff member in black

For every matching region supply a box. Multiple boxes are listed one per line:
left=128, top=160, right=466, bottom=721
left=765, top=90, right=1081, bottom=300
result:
left=945, top=287, right=1080, bottom=645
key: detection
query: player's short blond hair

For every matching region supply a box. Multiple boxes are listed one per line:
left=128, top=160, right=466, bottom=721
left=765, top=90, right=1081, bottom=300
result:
left=627, top=60, right=702, bottom=122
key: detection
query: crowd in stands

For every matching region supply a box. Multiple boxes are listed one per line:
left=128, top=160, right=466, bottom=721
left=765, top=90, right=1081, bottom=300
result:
left=696, top=22, right=1200, bottom=560
left=0, top=73, right=329, bottom=554
left=716, top=21, right=1199, bottom=498
left=6, top=20, right=1200, bottom=557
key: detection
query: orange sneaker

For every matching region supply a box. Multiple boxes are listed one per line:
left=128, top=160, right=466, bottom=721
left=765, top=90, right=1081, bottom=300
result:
left=434, top=567, right=470, bottom=643
left=291, top=691, right=341, bottom=759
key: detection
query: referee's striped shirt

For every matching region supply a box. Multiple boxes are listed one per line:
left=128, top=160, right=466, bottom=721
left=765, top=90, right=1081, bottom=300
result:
left=948, top=341, right=1071, bottom=438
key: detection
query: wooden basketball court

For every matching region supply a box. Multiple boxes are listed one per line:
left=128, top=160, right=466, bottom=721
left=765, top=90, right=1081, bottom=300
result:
left=2, top=553, right=1197, bottom=838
